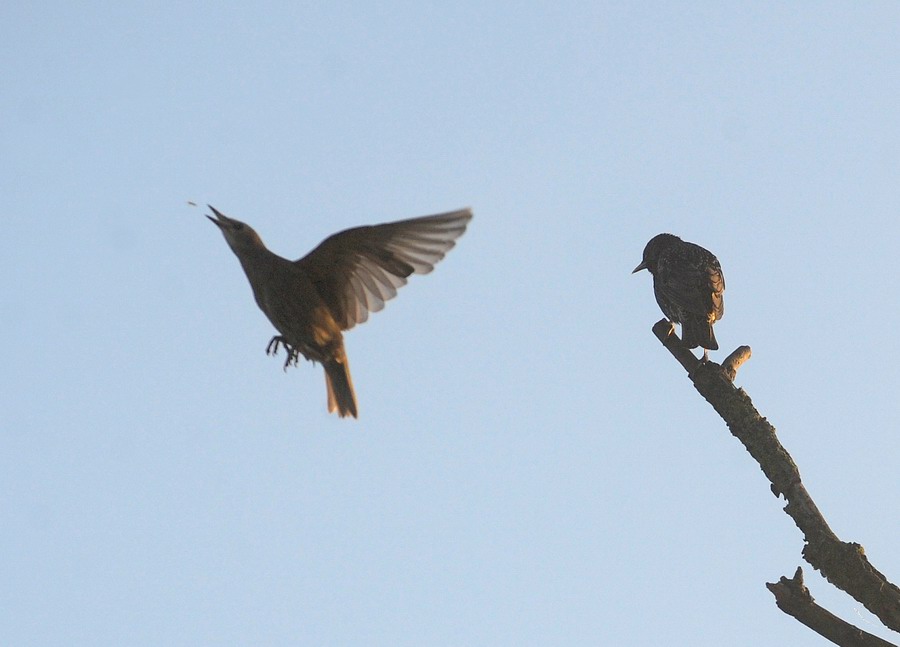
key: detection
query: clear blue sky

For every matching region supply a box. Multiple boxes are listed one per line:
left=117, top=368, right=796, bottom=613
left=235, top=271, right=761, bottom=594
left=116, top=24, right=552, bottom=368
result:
left=4, top=3, right=900, bottom=645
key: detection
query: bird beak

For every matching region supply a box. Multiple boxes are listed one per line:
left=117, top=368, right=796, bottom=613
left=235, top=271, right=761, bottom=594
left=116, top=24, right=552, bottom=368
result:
left=632, top=261, right=648, bottom=274
left=206, top=205, right=230, bottom=229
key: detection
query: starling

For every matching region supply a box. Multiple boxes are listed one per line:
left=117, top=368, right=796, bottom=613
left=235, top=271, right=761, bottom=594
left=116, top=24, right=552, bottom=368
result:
left=208, top=205, right=472, bottom=418
left=632, top=233, right=725, bottom=358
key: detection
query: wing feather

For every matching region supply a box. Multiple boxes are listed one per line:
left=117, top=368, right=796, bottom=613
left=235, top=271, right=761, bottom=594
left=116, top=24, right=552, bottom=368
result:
left=657, top=246, right=725, bottom=318
left=295, top=208, right=472, bottom=330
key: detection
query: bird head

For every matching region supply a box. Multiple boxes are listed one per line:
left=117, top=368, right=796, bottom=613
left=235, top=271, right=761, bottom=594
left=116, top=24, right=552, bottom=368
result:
left=632, top=233, right=681, bottom=274
left=206, top=205, right=266, bottom=253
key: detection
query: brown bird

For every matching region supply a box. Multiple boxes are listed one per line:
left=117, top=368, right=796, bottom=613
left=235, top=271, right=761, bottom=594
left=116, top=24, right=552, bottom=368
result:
left=633, top=233, right=725, bottom=359
left=208, top=205, right=472, bottom=418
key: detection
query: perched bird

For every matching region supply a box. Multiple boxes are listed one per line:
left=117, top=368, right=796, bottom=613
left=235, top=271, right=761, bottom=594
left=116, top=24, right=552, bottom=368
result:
left=632, top=233, right=725, bottom=359
left=207, top=205, right=472, bottom=418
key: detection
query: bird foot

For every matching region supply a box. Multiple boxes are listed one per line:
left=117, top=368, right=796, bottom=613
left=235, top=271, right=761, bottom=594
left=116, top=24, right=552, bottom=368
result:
left=266, top=336, right=301, bottom=371
left=662, top=320, right=676, bottom=339
left=265, top=335, right=286, bottom=356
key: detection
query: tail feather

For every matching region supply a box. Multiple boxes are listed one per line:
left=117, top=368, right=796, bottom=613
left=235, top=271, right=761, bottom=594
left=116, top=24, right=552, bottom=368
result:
left=681, top=318, right=718, bottom=351
left=324, top=357, right=358, bottom=418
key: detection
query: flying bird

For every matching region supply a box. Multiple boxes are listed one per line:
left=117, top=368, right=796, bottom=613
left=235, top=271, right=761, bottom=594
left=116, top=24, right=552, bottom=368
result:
left=633, top=233, right=725, bottom=359
left=207, top=205, right=472, bottom=418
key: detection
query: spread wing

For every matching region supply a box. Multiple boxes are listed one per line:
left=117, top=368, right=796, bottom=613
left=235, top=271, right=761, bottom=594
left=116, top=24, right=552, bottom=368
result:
left=294, top=208, right=472, bottom=330
left=657, top=245, right=725, bottom=319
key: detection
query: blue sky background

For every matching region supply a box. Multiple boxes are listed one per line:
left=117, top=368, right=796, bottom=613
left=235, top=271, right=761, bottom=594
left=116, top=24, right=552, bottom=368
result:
left=4, top=3, right=900, bottom=645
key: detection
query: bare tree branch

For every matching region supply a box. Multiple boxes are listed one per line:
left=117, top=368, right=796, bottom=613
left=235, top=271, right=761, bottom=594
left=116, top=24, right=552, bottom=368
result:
left=651, top=319, right=900, bottom=637
left=767, top=568, right=896, bottom=647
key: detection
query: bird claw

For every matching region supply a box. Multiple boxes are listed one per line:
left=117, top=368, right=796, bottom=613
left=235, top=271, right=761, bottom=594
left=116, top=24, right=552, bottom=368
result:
left=266, top=336, right=286, bottom=356
left=266, top=336, right=301, bottom=371
left=663, top=320, right=676, bottom=338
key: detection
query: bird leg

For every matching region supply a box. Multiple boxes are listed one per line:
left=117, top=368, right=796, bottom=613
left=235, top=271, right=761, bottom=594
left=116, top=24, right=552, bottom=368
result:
left=663, top=320, right=676, bottom=339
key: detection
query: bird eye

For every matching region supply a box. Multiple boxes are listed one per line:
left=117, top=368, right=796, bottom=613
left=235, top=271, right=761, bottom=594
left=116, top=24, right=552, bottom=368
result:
left=234, top=223, right=244, bottom=231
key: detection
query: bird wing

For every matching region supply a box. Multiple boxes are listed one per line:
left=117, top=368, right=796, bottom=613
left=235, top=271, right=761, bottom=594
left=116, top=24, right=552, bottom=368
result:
left=294, top=208, right=472, bottom=330
left=657, top=249, right=725, bottom=319
left=709, top=262, right=725, bottom=319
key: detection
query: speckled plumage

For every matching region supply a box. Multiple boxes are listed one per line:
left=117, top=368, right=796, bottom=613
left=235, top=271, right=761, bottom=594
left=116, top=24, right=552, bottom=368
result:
left=633, top=233, right=725, bottom=353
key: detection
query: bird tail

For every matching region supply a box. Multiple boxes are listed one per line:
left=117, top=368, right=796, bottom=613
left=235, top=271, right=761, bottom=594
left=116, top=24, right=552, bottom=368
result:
left=682, top=319, right=718, bottom=352
left=324, top=356, right=358, bottom=418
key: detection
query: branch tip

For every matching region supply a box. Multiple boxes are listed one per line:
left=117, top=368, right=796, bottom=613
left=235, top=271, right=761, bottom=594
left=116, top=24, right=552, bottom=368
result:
left=722, top=345, right=752, bottom=380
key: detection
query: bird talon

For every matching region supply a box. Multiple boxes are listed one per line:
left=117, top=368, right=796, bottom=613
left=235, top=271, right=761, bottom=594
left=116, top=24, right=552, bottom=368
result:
left=664, top=320, right=676, bottom=338
left=266, top=336, right=285, bottom=356
left=282, top=348, right=301, bottom=371
left=267, top=335, right=300, bottom=371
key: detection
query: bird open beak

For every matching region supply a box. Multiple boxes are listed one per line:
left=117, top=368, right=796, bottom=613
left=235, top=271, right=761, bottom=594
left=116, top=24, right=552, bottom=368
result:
left=632, top=261, right=648, bottom=274
left=206, top=205, right=231, bottom=229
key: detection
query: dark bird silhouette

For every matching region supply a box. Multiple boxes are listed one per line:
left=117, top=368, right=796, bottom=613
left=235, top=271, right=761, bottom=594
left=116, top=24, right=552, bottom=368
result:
left=207, top=205, right=472, bottom=418
left=633, top=233, right=725, bottom=359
